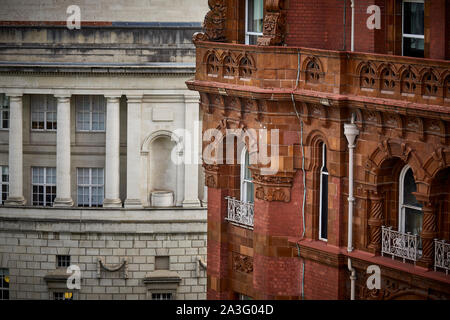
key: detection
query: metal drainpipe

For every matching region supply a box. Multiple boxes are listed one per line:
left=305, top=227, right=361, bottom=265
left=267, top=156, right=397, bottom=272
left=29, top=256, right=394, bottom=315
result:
left=344, top=114, right=359, bottom=300
left=351, top=0, right=355, bottom=52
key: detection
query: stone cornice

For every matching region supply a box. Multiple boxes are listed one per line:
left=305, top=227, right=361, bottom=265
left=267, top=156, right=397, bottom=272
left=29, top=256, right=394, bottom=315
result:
left=187, top=79, right=450, bottom=120
left=0, top=64, right=196, bottom=77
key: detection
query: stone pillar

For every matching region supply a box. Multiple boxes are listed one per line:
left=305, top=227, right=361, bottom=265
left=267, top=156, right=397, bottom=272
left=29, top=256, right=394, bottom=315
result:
left=419, top=200, right=437, bottom=268
left=53, top=95, right=73, bottom=207
left=103, top=95, right=122, bottom=208
left=203, top=164, right=233, bottom=300
left=5, top=94, right=25, bottom=206
left=183, top=95, right=201, bottom=207
left=367, top=191, right=383, bottom=254
left=124, top=95, right=143, bottom=208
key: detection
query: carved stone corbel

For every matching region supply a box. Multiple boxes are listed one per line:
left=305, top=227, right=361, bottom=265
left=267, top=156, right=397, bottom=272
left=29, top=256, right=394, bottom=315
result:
left=193, top=0, right=227, bottom=43
left=250, top=167, right=295, bottom=202
left=203, top=164, right=220, bottom=188
left=257, top=0, right=286, bottom=46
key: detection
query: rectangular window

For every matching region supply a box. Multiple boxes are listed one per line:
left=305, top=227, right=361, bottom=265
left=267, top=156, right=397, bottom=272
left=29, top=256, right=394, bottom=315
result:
left=31, top=167, right=56, bottom=207
left=402, top=0, right=424, bottom=58
left=77, top=168, right=104, bottom=207
left=151, top=293, right=173, bottom=300
left=57, top=255, right=71, bottom=268
left=240, top=150, right=254, bottom=203
left=75, top=95, right=106, bottom=132
left=31, top=95, right=57, bottom=131
left=245, top=0, right=264, bottom=45
left=0, top=268, right=9, bottom=300
left=0, top=166, right=8, bottom=205
left=53, top=292, right=73, bottom=300
left=319, top=143, right=328, bottom=241
left=0, top=94, right=9, bottom=129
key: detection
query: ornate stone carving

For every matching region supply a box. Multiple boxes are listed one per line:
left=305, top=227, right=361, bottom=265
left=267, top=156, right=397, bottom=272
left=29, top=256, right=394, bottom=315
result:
left=359, top=277, right=413, bottom=300
left=257, top=0, right=286, bottom=46
left=304, top=57, right=323, bottom=83
left=380, top=65, right=397, bottom=92
left=196, top=0, right=227, bottom=42
left=367, top=191, right=383, bottom=253
left=419, top=201, right=437, bottom=268
left=251, top=168, right=295, bottom=202
left=238, top=53, right=256, bottom=78
left=203, top=164, right=220, bottom=188
left=97, top=258, right=128, bottom=279
left=232, top=252, right=253, bottom=274
left=401, top=67, right=418, bottom=94
left=421, top=69, right=439, bottom=97
left=360, top=62, right=377, bottom=89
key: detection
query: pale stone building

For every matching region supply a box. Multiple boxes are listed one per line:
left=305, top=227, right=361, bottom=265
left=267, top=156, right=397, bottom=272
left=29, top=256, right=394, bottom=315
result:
left=0, top=0, right=208, bottom=300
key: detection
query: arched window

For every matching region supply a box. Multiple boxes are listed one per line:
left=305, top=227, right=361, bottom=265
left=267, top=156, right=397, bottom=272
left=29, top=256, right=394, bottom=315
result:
left=398, top=165, right=423, bottom=236
left=319, top=143, right=328, bottom=241
left=240, top=149, right=254, bottom=203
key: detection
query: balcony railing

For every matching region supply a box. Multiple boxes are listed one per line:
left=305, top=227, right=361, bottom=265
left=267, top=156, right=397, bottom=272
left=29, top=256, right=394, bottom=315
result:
left=434, top=239, right=450, bottom=275
left=190, top=41, right=450, bottom=110
left=381, top=226, right=421, bottom=263
left=225, top=196, right=254, bottom=229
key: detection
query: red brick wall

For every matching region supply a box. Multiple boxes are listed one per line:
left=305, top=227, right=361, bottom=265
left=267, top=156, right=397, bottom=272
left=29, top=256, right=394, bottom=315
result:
left=286, top=0, right=387, bottom=53
left=254, top=172, right=303, bottom=237
left=303, top=259, right=340, bottom=300
left=429, top=0, right=447, bottom=60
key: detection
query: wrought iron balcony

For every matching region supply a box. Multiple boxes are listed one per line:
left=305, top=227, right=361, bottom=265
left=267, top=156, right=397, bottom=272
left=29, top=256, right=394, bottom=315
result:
left=225, top=196, right=254, bottom=229
left=188, top=41, right=450, bottom=110
left=434, top=239, right=450, bottom=275
left=381, top=226, right=421, bottom=264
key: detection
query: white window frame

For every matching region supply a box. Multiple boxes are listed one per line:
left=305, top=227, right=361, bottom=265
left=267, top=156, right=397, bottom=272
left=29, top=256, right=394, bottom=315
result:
left=0, top=94, right=9, bottom=130
left=402, top=0, right=425, bottom=56
left=0, top=166, right=8, bottom=205
left=75, top=95, right=106, bottom=132
left=319, top=143, right=329, bottom=242
left=77, top=168, right=104, bottom=207
left=151, top=293, right=173, bottom=300
left=53, top=291, right=74, bottom=300
left=31, top=167, right=56, bottom=207
left=240, top=148, right=254, bottom=203
left=30, top=95, right=57, bottom=131
left=245, top=0, right=264, bottom=45
left=0, top=268, right=9, bottom=300
left=398, top=165, right=423, bottom=234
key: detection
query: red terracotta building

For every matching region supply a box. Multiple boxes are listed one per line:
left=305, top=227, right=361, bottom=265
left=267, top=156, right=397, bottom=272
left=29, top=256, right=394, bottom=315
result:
left=187, top=0, right=450, bottom=300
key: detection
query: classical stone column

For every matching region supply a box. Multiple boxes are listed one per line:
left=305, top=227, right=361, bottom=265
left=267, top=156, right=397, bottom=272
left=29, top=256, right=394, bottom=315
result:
left=367, top=191, right=383, bottom=254
left=5, top=94, right=25, bottom=206
left=182, top=95, right=201, bottom=207
left=103, top=95, right=122, bottom=208
left=124, top=95, right=143, bottom=208
left=53, top=95, right=73, bottom=207
left=419, top=200, right=437, bottom=268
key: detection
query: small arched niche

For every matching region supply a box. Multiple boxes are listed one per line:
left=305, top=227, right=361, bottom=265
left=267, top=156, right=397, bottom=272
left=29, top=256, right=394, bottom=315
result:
left=149, top=135, right=177, bottom=207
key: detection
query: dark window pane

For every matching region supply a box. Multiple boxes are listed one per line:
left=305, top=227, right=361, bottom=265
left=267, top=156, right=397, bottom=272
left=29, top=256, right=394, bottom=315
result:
left=403, top=38, right=424, bottom=58
left=320, top=174, right=328, bottom=239
left=404, top=168, right=421, bottom=207
left=403, top=2, right=424, bottom=35
left=247, top=0, right=263, bottom=33
left=405, top=207, right=423, bottom=237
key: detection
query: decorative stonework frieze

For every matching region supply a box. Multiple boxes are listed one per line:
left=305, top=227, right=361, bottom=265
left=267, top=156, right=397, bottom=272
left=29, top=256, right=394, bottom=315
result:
left=232, top=252, right=253, bottom=274
left=97, top=257, right=128, bottom=279
left=251, top=168, right=295, bottom=202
